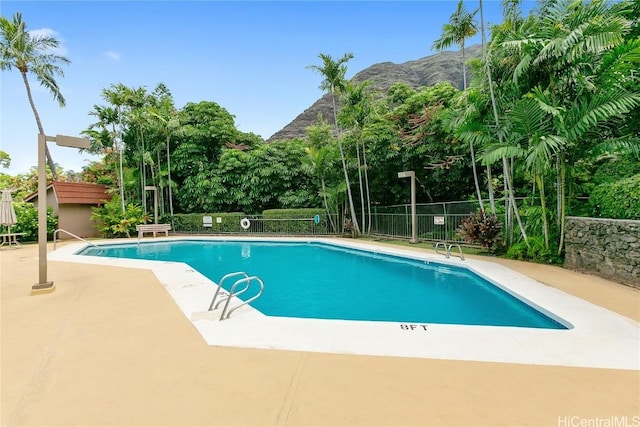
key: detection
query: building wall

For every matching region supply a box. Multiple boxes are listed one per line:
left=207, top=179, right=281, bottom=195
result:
left=564, top=216, right=640, bottom=288
left=58, top=205, right=99, bottom=238
left=30, top=189, right=60, bottom=215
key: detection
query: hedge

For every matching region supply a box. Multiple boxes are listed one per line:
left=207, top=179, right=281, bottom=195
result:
left=262, top=208, right=332, bottom=234
left=590, top=174, right=640, bottom=219
left=171, top=212, right=246, bottom=233
left=171, top=209, right=336, bottom=234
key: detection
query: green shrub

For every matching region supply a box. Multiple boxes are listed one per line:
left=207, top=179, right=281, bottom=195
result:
left=590, top=174, right=640, bottom=219
left=172, top=212, right=246, bottom=233
left=262, top=208, right=330, bottom=234
left=592, top=156, right=640, bottom=186
left=506, top=235, right=563, bottom=264
left=6, top=202, right=58, bottom=241
left=91, top=197, right=147, bottom=238
left=456, top=209, right=503, bottom=252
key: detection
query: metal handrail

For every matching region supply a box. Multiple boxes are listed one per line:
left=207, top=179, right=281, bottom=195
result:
left=53, top=229, right=102, bottom=251
left=208, top=272, right=248, bottom=311
left=447, top=243, right=465, bottom=261
left=220, top=276, right=264, bottom=321
left=434, top=241, right=449, bottom=258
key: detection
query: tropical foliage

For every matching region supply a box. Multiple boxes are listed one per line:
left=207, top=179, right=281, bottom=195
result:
left=7, top=202, right=57, bottom=241
left=2, top=1, right=638, bottom=265
left=456, top=209, right=503, bottom=251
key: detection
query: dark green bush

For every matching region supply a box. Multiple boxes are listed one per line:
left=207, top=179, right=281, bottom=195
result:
left=262, top=208, right=331, bottom=234
left=592, top=156, right=640, bottom=186
left=590, top=174, right=640, bottom=219
left=7, top=202, right=58, bottom=241
left=172, top=212, right=246, bottom=233
left=456, top=209, right=503, bottom=252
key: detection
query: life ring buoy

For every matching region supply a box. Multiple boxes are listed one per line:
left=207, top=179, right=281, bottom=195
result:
left=240, top=218, right=251, bottom=230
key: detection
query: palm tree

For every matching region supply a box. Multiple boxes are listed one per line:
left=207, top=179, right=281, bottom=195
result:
left=339, top=80, right=374, bottom=233
left=498, top=0, right=639, bottom=254
left=307, top=52, right=360, bottom=235
left=433, top=1, right=484, bottom=212
left=432, top=0, right=478, bottom=90
left=0, top=12, right=69, bottom=179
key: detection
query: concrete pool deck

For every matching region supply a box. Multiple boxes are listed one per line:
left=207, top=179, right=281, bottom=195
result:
left=2, top=239, right=639, bottom=426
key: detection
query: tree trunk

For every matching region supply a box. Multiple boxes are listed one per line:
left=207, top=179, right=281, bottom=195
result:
left=157, top=149, right=165, bottom=216
left=461, top=40, right=467, bottom=90
left=331, top=91, right=360, bottom=235
left=486, top=165, right=496, bottom=214
left=480, top=0, right=528, bottom=247
left=166, top=135, right=175, bottom=229
left=504, top=157, right=529, bottom=245
left=470, top=140, right=484, bottom=211
left=21, top=71, right=58, bottom=180
left=362, top=139, right=372, bottom=234
left=537, top=173, right=549, bottom=249
left=355, top=132, right=366, bottom=233
left=557, top=154, right=566, bottom=255
left=320, top=178, right=336, bottom=232
left=479, top=0, right=495, bottom=215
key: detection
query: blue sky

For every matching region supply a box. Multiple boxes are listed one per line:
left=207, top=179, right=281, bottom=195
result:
left=1, top=1, right=535, bottom=175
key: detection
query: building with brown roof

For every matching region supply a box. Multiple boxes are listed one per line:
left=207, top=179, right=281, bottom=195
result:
left=25, top=182, right=110, bottom=239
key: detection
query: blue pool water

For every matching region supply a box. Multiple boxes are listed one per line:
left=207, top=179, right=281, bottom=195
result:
left=78, top=240, right=567, bottom=329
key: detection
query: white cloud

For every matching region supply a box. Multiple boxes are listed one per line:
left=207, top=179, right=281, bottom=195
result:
left=104, top=50, right=121, bottom=62
left=29, top=27, right=69, bottom=56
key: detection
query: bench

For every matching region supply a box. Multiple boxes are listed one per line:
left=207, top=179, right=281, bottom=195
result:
left=135, top=224, right=171, bottom=239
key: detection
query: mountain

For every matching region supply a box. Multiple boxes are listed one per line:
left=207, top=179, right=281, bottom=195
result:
left=267, top=45, right=482, bottom=142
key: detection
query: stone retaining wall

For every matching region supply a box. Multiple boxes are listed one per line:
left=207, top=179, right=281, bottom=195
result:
left=564, top=217, right=640, bottom=287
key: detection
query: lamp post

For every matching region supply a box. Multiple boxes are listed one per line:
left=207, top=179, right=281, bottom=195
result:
left=397, top=170, right=417, bottom=244
left=32, top=134, right=90, bottom=295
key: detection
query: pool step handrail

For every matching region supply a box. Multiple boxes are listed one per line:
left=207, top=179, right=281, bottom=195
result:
left=219, top=276, right=264, bottom=320
left=447, top=243, right=465, bottom=261
left=53, top=229, right=103, bottom=252
left=208, top=272, right=249, bottom=311
left=434, top=241, right=465, bottom=261
left=434, top=241, right=449, bottom=258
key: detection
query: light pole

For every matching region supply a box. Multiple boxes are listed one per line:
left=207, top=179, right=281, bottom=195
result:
left=398, top=170, right=417, bottom=244
left=32, top=134, right=90, bottom=296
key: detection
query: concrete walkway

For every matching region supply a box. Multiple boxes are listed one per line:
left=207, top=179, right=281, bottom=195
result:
left=2, top=241, right=639, bottom=426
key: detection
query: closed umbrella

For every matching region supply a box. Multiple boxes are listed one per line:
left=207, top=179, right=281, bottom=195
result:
left=0, top=189, right=17, bottom=234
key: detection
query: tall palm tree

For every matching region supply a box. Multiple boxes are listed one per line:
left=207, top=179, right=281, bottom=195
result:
left=433, top=1, right=484, bottom=211
left=432, top=0, right=478, bottom=90
left=307, top=52, right=360, bottom=235
left=339, top=80, right=373, bottom=233
left=0, top=12, right=69, bottom=179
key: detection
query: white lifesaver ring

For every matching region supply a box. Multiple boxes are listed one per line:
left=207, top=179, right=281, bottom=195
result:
left=240, top=218, right=251, bottom=230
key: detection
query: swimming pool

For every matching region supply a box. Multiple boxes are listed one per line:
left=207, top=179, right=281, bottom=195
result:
left=51, top=237, right=640, bottom=369
left=78, top=240, right=566, bottom=329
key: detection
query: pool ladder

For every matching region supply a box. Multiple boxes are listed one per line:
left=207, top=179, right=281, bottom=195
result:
left=208, top=272, right=264, bottom=320
left=434, top=241, right=465, bottom=261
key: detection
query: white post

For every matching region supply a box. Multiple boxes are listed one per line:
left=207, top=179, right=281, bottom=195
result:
left=34, top=134, right=53, bottom=292
left=398, top=171, right=417, bottom=244
left=33, top=134, right=90, bottom=295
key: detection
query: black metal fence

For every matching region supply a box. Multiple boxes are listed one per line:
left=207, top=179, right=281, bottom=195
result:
left=171, top=201, right=480, bottom=242
left=368, top=201, right=479, bottom=242
left=173, top=213, right=342, bottom=236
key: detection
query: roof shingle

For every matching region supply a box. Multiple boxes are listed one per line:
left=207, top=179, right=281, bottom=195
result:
left=25, top=182, right=110, bottom=205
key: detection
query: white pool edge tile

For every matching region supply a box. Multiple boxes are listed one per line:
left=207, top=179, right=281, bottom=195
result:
left=49, top=237, right=640, bottom=370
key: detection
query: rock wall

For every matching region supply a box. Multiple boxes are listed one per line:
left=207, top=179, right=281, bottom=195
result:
left=564, top=217, right=640, bottom=287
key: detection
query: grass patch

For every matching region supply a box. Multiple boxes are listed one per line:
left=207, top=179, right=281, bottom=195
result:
left=357, top=236, right=488, bottom=257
